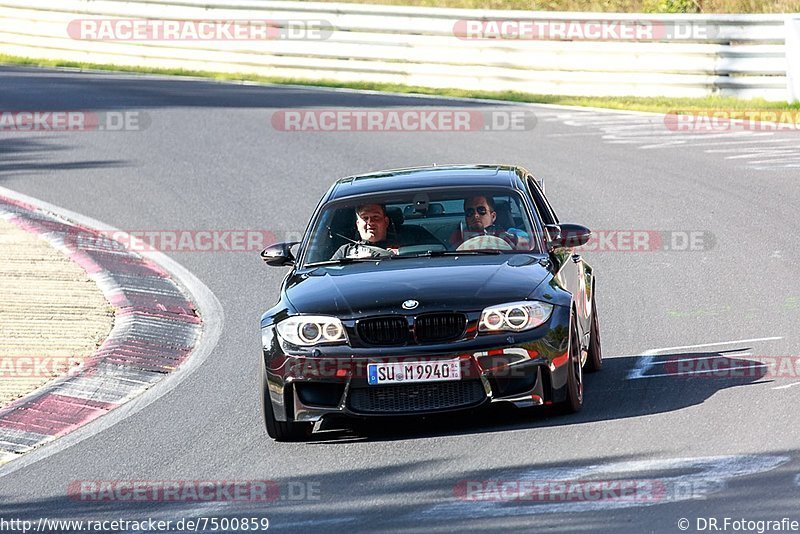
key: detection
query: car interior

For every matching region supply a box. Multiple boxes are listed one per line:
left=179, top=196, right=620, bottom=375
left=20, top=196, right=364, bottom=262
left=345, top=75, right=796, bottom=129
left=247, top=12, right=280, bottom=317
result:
left=304, top=191, right=538, bottom=264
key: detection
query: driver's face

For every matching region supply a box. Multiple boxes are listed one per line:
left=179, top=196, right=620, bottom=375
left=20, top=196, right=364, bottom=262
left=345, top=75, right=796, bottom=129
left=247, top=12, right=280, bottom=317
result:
left=356, top=205, right=389, bottom=243
left=464, top=196, right=496, bottom=232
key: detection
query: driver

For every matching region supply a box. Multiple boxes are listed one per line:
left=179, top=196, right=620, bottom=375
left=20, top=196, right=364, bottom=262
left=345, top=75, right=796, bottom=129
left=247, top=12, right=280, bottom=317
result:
left=464, top=195, right=498, bottom=234
left=331, top=204, right=398, bottom=259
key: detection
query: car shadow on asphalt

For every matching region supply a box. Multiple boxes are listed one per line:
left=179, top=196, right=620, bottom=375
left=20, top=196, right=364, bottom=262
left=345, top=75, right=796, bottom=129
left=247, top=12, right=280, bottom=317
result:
left=305, top=349, right=770, bottom=443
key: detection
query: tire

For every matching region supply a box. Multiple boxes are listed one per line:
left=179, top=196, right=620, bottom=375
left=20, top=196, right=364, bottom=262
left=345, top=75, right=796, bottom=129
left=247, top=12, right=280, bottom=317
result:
left=561, top=318, right=584, bottom=413
left=261, top=367, right=313, bottom=442
left=585, top=293, right=603, bottom=373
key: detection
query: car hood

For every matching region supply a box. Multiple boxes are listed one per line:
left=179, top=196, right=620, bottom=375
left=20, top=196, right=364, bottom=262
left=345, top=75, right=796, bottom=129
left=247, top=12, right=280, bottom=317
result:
left=284, top=255, right=551, bottom=317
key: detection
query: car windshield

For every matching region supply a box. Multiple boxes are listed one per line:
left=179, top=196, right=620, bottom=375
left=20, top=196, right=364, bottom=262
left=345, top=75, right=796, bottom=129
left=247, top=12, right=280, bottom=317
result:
left=301, top=187, right=543, bottom=266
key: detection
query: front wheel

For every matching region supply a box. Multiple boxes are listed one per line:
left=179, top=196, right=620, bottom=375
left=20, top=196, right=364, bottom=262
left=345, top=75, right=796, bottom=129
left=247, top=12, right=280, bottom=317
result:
left=561, top=318, right=584, bottom=413
left=585, top=293, right=602, bottom=373
left=261, top=367, right=312, bottom=442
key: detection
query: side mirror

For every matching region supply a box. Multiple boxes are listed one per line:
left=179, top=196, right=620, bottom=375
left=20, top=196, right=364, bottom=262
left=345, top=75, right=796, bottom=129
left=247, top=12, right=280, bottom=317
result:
left=261, top=242, right=299, bottom=266
left=546, top=223, right=591, bottom=249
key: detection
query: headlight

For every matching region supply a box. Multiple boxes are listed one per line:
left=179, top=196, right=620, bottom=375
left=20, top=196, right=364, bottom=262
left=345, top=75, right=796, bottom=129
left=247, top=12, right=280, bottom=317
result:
left=479, top=301, right=553, bottom=333
left=276, top=316, right=348, bottom=346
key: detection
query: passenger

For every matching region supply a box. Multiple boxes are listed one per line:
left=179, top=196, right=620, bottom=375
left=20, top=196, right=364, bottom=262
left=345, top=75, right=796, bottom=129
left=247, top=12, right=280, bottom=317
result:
left=451, top=195, right=529, bottom=249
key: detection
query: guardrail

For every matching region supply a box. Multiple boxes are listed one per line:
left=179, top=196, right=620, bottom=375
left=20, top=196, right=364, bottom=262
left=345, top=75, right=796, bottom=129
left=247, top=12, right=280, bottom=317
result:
left=0, top=0, right=797, bottom=101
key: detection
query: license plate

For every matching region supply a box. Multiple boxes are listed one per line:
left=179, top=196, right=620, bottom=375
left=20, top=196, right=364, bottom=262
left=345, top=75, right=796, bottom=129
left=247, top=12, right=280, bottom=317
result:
left=367, top=359, right=461, bottom=385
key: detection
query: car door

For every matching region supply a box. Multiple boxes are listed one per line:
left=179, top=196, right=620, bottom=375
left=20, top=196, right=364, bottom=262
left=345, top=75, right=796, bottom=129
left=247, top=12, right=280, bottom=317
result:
left=525, top=175, right=591, bottom=344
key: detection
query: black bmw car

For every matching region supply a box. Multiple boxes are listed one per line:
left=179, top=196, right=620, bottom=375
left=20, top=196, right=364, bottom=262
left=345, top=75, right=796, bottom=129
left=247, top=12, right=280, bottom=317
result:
left=260, top=165, right=601, bottom=441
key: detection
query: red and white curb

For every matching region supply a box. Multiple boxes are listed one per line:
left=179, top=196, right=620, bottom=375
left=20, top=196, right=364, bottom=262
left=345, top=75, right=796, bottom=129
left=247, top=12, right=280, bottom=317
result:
left=0, top=189, right=223, bottom=468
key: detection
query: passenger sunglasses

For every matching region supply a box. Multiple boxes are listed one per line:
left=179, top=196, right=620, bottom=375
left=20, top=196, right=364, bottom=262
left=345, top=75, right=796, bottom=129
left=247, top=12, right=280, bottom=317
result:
left=465, top=206, right=490, bottom=216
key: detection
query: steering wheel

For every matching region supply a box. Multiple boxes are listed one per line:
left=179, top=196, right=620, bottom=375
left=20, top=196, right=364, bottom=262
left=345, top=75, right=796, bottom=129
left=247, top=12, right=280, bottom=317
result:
left=346, top=244, right=395, bottom=259
left=361, top=244, right=395, bottom=257
left=456, top=235, right=513, bottom=251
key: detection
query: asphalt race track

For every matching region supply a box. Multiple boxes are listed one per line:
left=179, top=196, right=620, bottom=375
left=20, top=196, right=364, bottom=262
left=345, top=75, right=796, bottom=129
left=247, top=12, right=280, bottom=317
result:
left=1, top=66, right=800, bottom=533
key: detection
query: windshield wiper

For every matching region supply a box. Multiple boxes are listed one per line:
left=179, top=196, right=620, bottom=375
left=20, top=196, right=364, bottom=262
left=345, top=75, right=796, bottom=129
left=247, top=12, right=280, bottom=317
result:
left=305, top=248, right=503, bottom=266
left=393, top=249, right=503, bottom=259
left=304, top=257, right=383, bottom=267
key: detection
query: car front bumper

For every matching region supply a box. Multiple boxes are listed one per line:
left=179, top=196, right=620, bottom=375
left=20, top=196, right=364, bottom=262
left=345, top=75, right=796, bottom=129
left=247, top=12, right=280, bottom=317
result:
left=262, top=305, right=571, bottom=423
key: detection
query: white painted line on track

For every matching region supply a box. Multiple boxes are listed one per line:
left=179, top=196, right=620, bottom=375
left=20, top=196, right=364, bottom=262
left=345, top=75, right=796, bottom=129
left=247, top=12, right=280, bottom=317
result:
left=723, top=151, right=798, bottom=159
left=0, top=186, right=225, bottom=479
left=747, top=157, right=800, bottom=165
left=626, top=356, right=655, bottom=380
left=654, top=352, right=752, bottom=365
left=772, top=382, right=800, bottom=390
left=640, top=364, right=768, bottom=379
left=642, top=337, right=781, bottom=354
left=627, top=337, right=783, bottom=380
left=688, top=137, right=792, bottom=147
left=545, top=132, right=602, bottom=137
left=637, top=135, right=757, bottom=150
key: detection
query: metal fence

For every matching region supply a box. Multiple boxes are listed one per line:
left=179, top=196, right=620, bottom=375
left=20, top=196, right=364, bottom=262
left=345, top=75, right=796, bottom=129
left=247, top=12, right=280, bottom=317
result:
left=0, top=0, right=797, bottom=101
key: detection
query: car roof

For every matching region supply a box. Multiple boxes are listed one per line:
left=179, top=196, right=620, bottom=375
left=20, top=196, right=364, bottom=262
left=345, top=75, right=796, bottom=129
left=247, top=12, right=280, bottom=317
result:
left=326, top=165, right=527, bottom=202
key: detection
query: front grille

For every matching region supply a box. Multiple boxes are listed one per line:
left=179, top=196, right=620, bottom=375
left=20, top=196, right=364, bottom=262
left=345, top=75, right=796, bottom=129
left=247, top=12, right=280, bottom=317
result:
left=415, top=313, right=467, bottom=343
left=357, top=317, right=408, bottom=345
left=347, top=380, right=486, bottom=414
